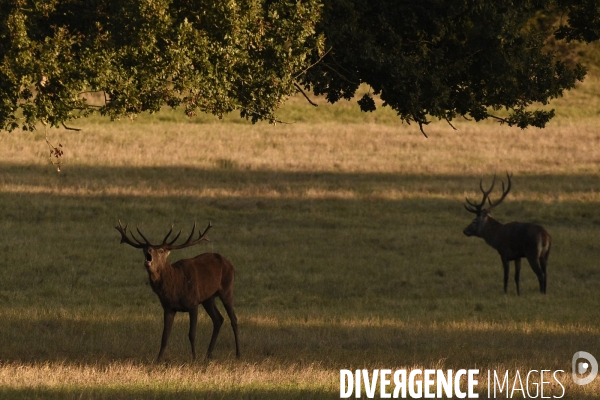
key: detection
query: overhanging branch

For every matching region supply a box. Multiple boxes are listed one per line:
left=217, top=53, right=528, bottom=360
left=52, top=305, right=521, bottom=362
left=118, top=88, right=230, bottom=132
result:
left=294, top=82, right=318, bottom=107
left=61, top=122, right=81, bottom=131
left=294, top=47, right=332, bottom=80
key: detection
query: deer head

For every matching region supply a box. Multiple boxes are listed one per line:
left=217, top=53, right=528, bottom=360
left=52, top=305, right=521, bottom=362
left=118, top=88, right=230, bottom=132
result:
left=115, top=220, right=212, bottom=270
left=463, top=173, right=512, bottom=237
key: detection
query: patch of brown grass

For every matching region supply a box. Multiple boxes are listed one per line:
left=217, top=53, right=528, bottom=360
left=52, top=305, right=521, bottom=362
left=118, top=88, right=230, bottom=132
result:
left=2, top=116, right=599, bottom=176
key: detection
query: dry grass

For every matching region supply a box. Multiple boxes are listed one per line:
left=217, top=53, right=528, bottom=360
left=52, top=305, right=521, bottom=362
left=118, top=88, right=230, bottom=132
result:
left=0, top=360, right=335, bottom=392
left=7, top=116, right=600, bottom=174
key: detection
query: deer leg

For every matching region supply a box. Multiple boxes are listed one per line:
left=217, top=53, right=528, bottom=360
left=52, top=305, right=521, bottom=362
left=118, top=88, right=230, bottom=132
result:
left=218, top=291, right=240, bottom=358
left=502, top=259, right=510, bottom=294
left=188, top=306, right=199, bottom=360
left=514, top=258, right=522, bottom=296
left=526, top=255, right=545, bottom=294
left=158, top=309, right=176, bottom=361
left=201, top=296, right=224, bottom=359
left=540, top=254, right=549, bottom=294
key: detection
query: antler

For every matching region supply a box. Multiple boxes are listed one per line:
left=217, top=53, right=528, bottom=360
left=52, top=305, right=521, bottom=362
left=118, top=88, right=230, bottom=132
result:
left=464, top=174, right=497, bottom=214
left=464, top=173, right=513, bottom=214
left=115, top=220, right=150, bottom=248
left=116, top=220, right=212, bottom=250
left=160, top=225, right=182, bottom=246
left=165, top=221, right=212, bottom=250
left=487, top=173, right=512, bottom=211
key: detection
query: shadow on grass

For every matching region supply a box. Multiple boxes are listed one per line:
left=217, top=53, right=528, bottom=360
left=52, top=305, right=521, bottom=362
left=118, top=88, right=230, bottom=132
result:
left=2, top=163, right=598, bottom=194
left=1, top=312, right=598, bottom=371
left=2, top=163, right=598, bottom=232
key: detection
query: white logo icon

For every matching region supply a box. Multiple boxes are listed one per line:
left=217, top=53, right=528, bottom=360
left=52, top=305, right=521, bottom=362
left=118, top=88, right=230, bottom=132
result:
left=572, top=351, right=598, bottom=385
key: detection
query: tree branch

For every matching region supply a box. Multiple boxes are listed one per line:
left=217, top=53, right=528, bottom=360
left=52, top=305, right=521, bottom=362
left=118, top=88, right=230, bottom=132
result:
left=294, top=47, right=332, bottom=80
left=61, top=122, right=81, bottom=131
left=78, top=90, right=105, bottom=95
left=329, top=54, right=360, bottom=82
left=445, top=117, right=457, bottom=130
left=322, top=63, right=360, bottom=86
left=294, top=82, right=318, bottom=107
left=45, top=128, right=64, bottom=172
left=487, top=114, right=510, bottom=124
left=238, top=107, right=292, bottom=125
left=418, top=121, right=429, bottom=138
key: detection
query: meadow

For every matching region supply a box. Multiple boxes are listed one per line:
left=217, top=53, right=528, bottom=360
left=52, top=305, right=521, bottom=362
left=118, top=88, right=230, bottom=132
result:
left=0, top=83, right=599, bottom=399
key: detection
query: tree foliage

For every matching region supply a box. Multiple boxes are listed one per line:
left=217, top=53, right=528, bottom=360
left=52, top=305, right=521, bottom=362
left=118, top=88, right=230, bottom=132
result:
left=300, top=0, right=598, bottom=133
left=556, top=0, right=600, bottom=42
left=2, top=0, right=600, bottom=133
left=0, top=0, right=322, bottom=131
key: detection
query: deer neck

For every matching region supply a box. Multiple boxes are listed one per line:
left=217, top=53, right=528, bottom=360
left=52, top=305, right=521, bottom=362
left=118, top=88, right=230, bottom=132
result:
left=145, top=259, right=177, bottom=292
left=480, top=216, right=505, bottom=250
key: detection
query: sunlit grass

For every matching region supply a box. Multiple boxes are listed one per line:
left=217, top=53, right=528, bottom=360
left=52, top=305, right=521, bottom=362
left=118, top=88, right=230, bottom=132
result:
left=6, top=117, right=600, bottom=175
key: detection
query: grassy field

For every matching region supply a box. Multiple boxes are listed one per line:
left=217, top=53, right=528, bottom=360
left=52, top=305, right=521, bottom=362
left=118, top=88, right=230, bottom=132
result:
left=0, top=83, right=599, bottom=399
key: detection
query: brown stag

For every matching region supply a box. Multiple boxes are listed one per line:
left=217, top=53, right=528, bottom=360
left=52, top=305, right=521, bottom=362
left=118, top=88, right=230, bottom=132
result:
left=463, top=173, right=551, bottom=295
left=115, top=220, right=240, bottom=360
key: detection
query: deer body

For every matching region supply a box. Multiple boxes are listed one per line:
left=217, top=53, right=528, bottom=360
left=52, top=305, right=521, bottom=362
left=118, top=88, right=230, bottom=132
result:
left=463, top=174, right=551, bottom=295
left=146, top=253, right=229, bottom=309
left=117, top=221, right=240, bottom=361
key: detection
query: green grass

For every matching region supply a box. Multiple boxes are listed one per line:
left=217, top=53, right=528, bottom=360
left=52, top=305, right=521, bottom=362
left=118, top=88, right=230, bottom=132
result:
left=1, top=76, right=600, bottom=399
